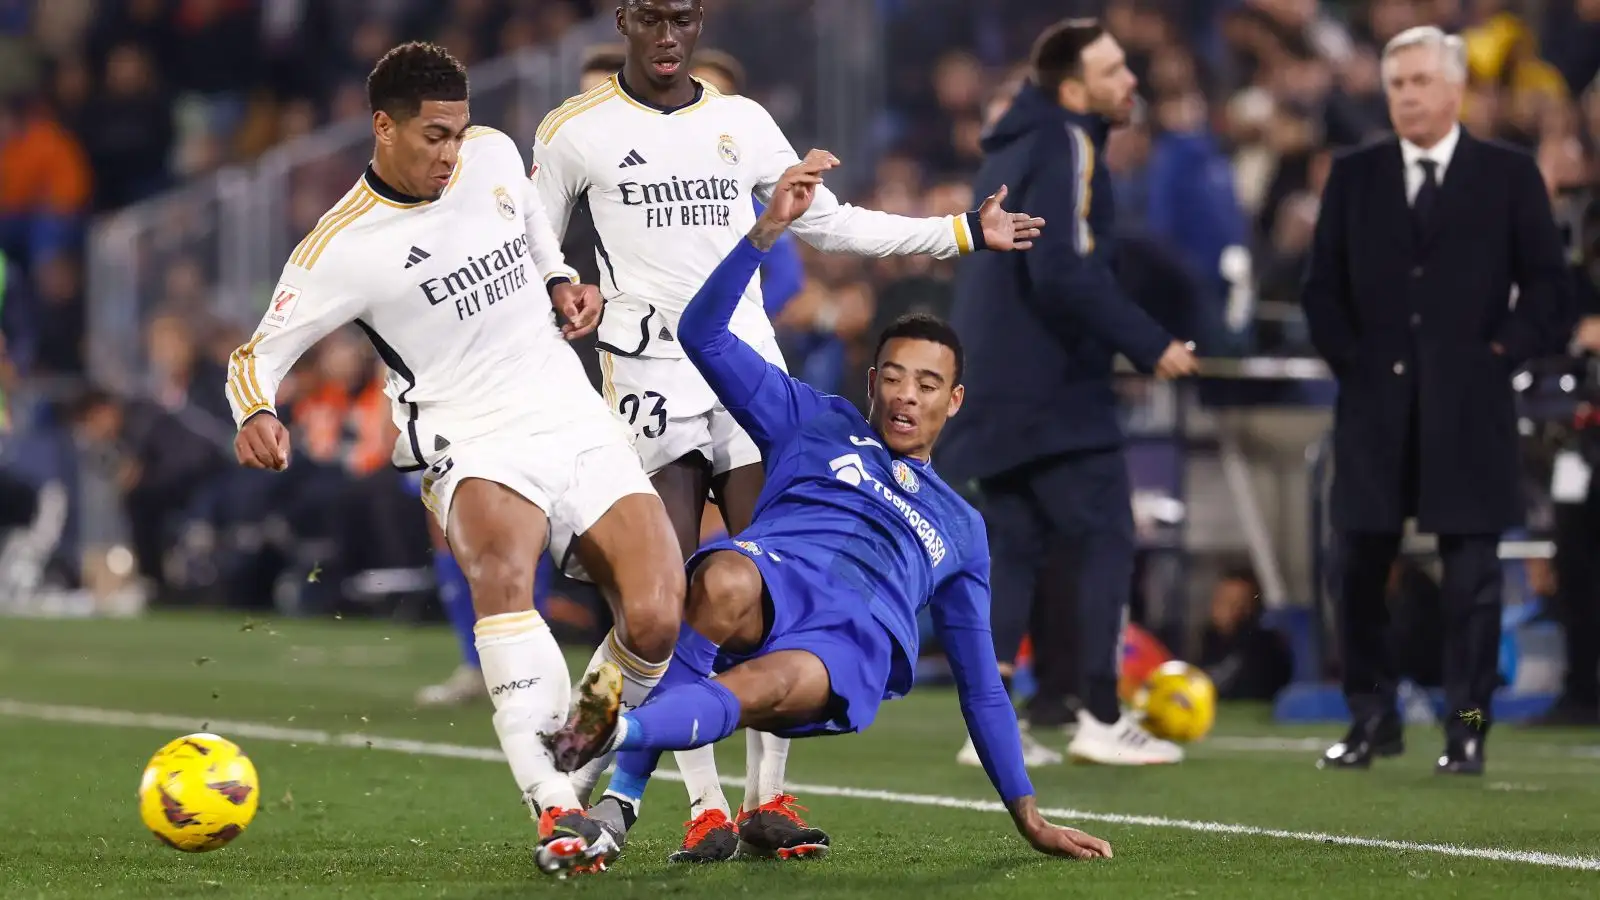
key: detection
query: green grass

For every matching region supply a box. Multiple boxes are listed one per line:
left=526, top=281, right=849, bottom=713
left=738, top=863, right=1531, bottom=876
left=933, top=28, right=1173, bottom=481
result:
left=1, top=612, right=1598, bottom=898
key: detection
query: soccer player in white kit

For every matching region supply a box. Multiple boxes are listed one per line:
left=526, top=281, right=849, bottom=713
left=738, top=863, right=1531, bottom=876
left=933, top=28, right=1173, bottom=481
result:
left=534, top=0, right=1045, bottom=862
left=225, top=42, right=672, bottom=876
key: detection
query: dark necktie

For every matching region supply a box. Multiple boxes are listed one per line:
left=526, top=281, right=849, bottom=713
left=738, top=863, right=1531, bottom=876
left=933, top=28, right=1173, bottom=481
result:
left=1412, top=158, right=1439, bottom=238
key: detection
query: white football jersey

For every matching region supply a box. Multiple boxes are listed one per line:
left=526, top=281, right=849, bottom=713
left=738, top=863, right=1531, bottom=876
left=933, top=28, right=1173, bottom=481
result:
left=532, top=75, right=983, bottom=359
left=225, top=126, right=618, bottom=470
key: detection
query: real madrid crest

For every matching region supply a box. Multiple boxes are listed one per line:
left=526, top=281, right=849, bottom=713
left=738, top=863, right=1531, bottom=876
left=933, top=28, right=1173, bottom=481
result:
left=494, top=185, right=517, bottom=220
left=892, top=459, right=920, bottom=493
left=717, top=134, right=740, bottom=166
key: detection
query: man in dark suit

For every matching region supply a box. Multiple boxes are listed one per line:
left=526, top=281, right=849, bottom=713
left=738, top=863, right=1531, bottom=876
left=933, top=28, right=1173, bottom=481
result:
left=940, top=18, right=1197, bottom=767
left=1303, top=26, right=1572, bottom=775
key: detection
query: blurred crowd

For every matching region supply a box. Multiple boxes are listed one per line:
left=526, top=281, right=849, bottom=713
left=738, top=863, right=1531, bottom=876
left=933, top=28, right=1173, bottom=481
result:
left=1, top=0, right=1599, bottom=635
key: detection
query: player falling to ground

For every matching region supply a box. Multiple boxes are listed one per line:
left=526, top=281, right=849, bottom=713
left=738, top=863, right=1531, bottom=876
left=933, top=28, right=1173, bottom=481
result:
left=539, top=156, right=1111, bottom=874
left=225, top=42, right=681, bottom=875
left=533, top=0, right=1044, bottom=862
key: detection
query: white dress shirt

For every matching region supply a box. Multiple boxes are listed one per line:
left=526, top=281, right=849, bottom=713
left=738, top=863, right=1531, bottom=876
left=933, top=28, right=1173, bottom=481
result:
left=1400, top=124, right=1461, bottom=206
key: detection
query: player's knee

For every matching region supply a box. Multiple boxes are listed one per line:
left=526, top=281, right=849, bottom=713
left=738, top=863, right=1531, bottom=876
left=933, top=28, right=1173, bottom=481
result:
left=618, top=565, right=685, bottom=662
left=459, top=550, right=535, bottom=617
left=686, top=553, right=764, bottom=646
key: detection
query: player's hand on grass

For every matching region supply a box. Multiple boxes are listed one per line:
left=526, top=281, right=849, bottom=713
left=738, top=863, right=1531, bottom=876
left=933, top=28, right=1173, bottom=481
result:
left=978, top=185, right=1045, bottom=251
left=1153, top=340, right=1200, bottom=380
left=235, top=412, right=291, bottom=471
left=551, top=281, right=602, bottom=340
left=1009, top=797, right=1112, bottom=860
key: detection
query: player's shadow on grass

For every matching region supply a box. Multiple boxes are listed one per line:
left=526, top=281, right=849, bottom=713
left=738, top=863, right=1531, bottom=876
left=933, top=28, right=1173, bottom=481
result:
left=457, top=855, right=1046, bottom=898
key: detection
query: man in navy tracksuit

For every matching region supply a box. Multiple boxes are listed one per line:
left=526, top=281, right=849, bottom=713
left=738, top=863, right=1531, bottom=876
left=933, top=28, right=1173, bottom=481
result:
left=939, top=19, right=1198, bottom=766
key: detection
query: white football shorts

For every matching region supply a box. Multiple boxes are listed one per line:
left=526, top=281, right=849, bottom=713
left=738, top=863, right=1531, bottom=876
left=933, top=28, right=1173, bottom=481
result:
left=598, top=337, right=788, bottom=477
left=418, top=418, right=656, bottom=579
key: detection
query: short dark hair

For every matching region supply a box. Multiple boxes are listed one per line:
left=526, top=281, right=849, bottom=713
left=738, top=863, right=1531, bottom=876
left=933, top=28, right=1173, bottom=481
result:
left=367, top=42, right=469, bottom=122
left=694, top=48, right=746, bottom=93
left=874, top=314, right=965, bottom=386
left=1030, top=18, right=1105, bottom=94
left=581, top=44, right=628, bottom=77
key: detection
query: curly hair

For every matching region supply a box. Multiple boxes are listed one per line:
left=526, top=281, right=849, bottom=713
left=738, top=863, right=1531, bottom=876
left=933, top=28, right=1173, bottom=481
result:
left=367, top=42, right=469, bottom=121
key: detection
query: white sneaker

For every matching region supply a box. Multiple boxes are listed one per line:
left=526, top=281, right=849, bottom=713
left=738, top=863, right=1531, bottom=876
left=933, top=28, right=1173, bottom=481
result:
left=956, top=722, right=1064, bottom=768
left=414, top=664, right=487, bottom=707
left=1066, top=709, right=1184, bottom=765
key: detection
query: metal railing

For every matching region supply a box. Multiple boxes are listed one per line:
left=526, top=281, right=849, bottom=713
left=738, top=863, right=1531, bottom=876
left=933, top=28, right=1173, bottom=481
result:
left=84, top=0, right=885, bottom=387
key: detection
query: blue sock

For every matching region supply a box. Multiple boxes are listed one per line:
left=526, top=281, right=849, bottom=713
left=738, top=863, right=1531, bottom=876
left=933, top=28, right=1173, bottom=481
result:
left=615, top=680, right=742, bottom=753
left=434, top=549, right=478, bottom=669
left=611, top=627, right=721, bottom=795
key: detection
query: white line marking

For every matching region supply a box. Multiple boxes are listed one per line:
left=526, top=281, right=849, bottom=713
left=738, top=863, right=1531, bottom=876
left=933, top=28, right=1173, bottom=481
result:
left=3, top=699, right=1598, bottom=872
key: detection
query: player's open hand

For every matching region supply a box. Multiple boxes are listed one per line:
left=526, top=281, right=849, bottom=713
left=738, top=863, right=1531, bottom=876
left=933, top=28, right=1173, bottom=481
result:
left=551, top=281, right=602, bottom=340
left=762, top=150, right=838, bottom=230
left=1024, top=821, right=1114, bottom=860
left=235, top=413, right=291, bottom=471
left=978, top=185, right=1045, bottom=251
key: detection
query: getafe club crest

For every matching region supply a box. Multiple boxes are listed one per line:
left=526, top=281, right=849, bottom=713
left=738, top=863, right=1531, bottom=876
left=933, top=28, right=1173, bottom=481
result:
left=892, top=459, right=920, bottom=493
left=717, top=134, right=740, bottom=166
left=494, top=186, right=517, bottom=220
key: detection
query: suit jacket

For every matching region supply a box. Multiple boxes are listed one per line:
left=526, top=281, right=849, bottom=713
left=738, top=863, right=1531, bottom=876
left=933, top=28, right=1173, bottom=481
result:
left=1302, top=130, right=1572, bottom=534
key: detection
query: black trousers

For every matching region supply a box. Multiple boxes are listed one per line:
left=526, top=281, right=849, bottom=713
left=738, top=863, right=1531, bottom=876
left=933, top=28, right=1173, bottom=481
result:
left=1552, top=482, right=1600, bottom=704
left=981, top=448, right=1135, bottom=724
left=1339, top=531, right=1502, bottom=736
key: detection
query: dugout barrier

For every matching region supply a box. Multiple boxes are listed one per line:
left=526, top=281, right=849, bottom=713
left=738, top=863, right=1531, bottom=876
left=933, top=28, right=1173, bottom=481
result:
left=1105, top=354, right=1578, bottom=724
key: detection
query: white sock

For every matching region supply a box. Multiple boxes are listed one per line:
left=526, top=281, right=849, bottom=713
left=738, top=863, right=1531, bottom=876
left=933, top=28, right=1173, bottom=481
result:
left=742, top=729, right=763, bottom=811
left=475, top=609, right=578, bottom=816
left=757, top=733, right=791, bottom=806
left=568, top=629, right=668, bottom=805
left=674, top=744, right=731, bottom=818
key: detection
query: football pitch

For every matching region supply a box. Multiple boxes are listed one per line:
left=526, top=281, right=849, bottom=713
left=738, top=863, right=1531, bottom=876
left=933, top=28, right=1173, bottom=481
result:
left=2, top=613, right=1597, bottom=898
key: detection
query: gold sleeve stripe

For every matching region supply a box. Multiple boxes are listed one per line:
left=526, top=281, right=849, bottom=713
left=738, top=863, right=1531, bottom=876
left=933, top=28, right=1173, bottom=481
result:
left=290, top=189, right=364, bottom=268
left=302, top=196, right=378, bottom=268
left=463, top=125, right=499, bottom=141
left=536, top=80, right=617, bottom=143
left=228, top=334, right=269, bottom=415
left=1070, top=125, right=1095, bottom=255
left=600, top=351, right=618, bottom=410
left=537, top=84, right=619, bottom=144
left=606, top=630, right=669, bottom=678
left=953, top=216, right=973, bottom=255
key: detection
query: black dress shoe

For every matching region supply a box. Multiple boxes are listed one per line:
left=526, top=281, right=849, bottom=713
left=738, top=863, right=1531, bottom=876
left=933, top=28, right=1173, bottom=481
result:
left=1436, top=736, right=1485, bottom=775
left=1317, top=715, right=1404, bottom=769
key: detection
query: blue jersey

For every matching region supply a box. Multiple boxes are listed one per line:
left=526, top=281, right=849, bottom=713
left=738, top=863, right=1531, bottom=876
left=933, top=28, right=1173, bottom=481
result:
left=680, top=237, right=1032, bottom=804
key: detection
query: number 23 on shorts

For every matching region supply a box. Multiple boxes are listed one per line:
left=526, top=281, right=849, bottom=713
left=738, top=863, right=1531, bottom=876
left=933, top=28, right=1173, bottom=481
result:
left=618, top=391, right=667, bottom=439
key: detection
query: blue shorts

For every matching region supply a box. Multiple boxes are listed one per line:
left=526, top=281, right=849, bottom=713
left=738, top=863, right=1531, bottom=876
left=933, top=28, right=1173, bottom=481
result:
left=690, top=538, right=904, bottom=739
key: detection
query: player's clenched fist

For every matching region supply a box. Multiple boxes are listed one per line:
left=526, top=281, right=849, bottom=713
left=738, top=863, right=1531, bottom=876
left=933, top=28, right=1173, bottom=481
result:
left=235, top=413, right=292, bottom=471
left=550, top=280, right=602, bottom=340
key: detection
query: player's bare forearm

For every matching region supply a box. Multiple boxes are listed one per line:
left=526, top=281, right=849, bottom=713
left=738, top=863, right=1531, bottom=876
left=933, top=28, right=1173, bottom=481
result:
left=748, top=216, right=788, bottom=252
left=1006, top=795, right=1045, bottom=833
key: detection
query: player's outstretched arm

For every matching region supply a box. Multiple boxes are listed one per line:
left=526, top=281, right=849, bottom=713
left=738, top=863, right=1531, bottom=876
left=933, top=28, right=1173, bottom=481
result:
left=679, top=167, right=832, bottom=452
left=931, top=557, right=1112, bottom=860
left=227, top=265, right=365, bottom=471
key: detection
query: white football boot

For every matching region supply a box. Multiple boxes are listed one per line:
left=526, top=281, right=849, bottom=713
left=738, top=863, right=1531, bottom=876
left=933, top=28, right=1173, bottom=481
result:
left=957, top=721, right=1064, bottom=767
left=1066, top=708, right=1184, bottom=765
left=414, top=663, right=487, bottom=707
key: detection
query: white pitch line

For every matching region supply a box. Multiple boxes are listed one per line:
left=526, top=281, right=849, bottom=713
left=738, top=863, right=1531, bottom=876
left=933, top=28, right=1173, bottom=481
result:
left=3, top=699, right=1598, bottom=873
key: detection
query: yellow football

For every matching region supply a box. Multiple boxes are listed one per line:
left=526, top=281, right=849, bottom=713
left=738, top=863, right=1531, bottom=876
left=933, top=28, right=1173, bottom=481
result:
left=137, top=733, right=260, bottom=852
left=1134, top=660, right=1217, bottom=743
